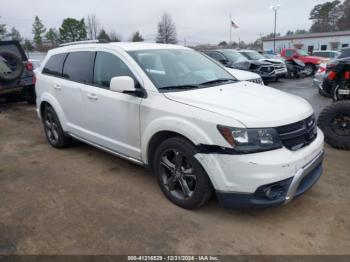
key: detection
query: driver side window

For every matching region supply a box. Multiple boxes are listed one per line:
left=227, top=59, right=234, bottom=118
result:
left=93, top=52, right=137, bottom=89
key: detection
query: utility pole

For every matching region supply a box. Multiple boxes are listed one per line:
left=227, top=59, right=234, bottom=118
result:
left=270, top=4, right=281, bottom=54
left=229, top=14, right=232, bottom=44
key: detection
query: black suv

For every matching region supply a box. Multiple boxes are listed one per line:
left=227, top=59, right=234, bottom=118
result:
left=0, top=40, right=36, bottom=104
left=203, top=49, right=276, bottom=84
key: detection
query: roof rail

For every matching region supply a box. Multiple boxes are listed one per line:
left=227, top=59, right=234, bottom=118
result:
left=59, top=40, right=100, bottom=47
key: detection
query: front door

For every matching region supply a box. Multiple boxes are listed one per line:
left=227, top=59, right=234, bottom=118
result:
left=81, top=51, right=142, bottom=160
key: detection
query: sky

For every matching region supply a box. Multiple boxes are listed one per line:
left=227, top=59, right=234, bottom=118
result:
left=0, top=0, right=332, bottom=45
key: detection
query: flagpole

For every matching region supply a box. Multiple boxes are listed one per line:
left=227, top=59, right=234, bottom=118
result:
left=229, top=14, right=232, bottom=44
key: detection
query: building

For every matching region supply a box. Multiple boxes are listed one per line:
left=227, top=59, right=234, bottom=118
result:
left=263, top=30, right=350, bottom=53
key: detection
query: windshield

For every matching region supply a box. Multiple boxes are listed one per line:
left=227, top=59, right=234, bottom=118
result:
left=240, top=51, right=266, bottom=60
left=128, top=49, right=236, bottom=90
left=220, top=50, right=248, bottom=63
left=298, top=50, right=309, bottom=56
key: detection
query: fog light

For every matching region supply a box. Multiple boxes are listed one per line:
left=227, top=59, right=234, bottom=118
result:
left=264, top=185, right=285, bottom=200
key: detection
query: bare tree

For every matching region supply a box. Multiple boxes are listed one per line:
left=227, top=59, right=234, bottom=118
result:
left=109, top=30, right=121, bottom=42
left=86, top=14, right=100, bottom=40
left=156, top=13, right=177, bottom=44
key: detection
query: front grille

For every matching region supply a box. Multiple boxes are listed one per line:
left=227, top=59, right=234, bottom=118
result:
left=276, top=115, right=318, bottom=151
left=248, top=78, right=264, bottom=85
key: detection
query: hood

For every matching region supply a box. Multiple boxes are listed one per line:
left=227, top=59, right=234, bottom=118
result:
left=164, top=82, right=313, bottom=128
left=226, top=68, right=261, bottom=81
left=249, top=60, right=272, bottom=66
left=260, top=58, right=286, bottom=65
left=230, top=60, right=251, bottom=71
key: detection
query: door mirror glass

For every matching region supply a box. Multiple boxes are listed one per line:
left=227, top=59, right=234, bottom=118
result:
left=110, top=76, right=136, bottom=94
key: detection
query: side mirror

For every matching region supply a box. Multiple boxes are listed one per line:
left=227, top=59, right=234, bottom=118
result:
left=110, top=76, right=136, bottom=94
left=293, top=54, right=299, bottom=59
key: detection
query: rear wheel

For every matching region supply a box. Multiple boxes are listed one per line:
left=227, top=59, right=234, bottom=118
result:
left=43, top=105, right=70, bottom=148
left=318, top=101, right=350, bottom=150
left=153, top=137, right=212, bottom=209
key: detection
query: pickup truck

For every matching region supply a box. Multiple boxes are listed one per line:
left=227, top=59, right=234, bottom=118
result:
left=280, top=48, right=325, bottom=76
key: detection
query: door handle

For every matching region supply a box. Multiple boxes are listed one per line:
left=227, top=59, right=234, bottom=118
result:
left=53, top=84, right=61, bottom=90
left=87, top=93, right=98, bottom=101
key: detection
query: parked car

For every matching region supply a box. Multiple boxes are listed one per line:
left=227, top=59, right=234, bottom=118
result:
left=226, top=68, right=264, bottom=85
left=202, top=52, right=264, bottom=85
left=203, top=49, right=276, bottom=84
left=313, top=63, right=328, bottom=96
left=280, top=48, right=325, bottom=76
left=337, top=47, right=350, bottom=60
left=312, top=50, right=340, bottom=59
left=36, top=41, right=324, bottom=209
left=0, top=40, right=36, bottom=104
left=238, top=50, right=287, bottom=80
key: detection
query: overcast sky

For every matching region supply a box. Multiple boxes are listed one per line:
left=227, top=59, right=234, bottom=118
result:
left=1, top=0, right=331, bottom=45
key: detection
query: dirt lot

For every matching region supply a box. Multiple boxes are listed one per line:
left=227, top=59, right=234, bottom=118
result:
left=0, top=80, right=350, bottom=255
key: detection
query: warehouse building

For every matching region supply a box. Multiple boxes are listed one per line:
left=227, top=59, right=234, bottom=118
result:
left=263, top=30, right=350, bottom=53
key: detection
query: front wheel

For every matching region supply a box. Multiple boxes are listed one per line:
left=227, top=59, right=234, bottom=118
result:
left=153, top=137, right=213, bottom=209
left=318, top=101, right=350, bottom=150
left=304, top=64, right=316, bottom=77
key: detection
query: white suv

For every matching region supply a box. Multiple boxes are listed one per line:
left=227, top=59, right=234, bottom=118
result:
left=36, top=42, right=324, bottom=209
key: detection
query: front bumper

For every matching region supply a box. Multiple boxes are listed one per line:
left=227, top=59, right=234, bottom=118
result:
left=195, top=128, right=324, bottom=208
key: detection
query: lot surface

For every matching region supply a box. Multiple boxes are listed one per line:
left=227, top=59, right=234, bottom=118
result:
left=0, top=79, right=349, bottom=255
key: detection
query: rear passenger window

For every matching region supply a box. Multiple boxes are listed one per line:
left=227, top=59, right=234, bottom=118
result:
left=93, top=52, right=136, bottom=89
left=63, top=52, right=95, bottom=83
left=42, top=53, right=67, bottom=77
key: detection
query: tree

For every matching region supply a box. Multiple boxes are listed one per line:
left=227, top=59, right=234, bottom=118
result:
left=295, top=29, right=308, bottom=35
left=23, top=39, right=34, bottom=52
left=9, top=27, right=23, bottom=42
left=156, top=13, right=177, bottom=44
left=59, top=18, right=87, bottom=43
left=32, top=16, right=46, bottom=48
left=131, top=31, right=144, bottom=42
left=0, top=17, right=6, bottom=40
left=309, top=1, right=341, bottom=32
left=97, top=29, right=110, bottom=42
left=110, top=31, right=121, bottom=42
left=218, top=41, right=228, bottom=47
left=286, top=30, right=294, bottom=36
left=86, top=14, right=100, bottom=40
left=337, top=0, right=350, bottom=31
left=45, top=28, right=60, bottom=47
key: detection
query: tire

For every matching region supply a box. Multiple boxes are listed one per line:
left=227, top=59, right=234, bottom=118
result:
left=304, top=64, right=316, bottom=77
left=0, top=51, right=24, bottom=82
left=153, top=137, right=213, bottom=209
left=42, top=104, right=70, bottom=148
left=318, top=101, right=350, bottom=150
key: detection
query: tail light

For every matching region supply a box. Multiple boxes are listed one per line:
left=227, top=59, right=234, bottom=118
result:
left=25, top=61, right=34, bottom=71
left=328, top=71, right=337, bottom=81
left=318, top=66, right=326, bottom=73
left=345, top=71, right=350, bottom=80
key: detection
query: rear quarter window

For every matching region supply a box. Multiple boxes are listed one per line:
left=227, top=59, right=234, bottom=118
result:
left=42, top=53, right=67, bottom=77
left=62, top=51, right=95, bottom=84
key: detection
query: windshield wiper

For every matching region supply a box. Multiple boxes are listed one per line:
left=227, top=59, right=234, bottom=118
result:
left=200, top=78, right=236, bottom=86
left=160, top=84, right=199, bottom=91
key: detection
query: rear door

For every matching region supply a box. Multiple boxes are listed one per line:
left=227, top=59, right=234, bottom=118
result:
left=80, top=50, right=142, bottom=159
left=59, top=51, right=95, bottom=137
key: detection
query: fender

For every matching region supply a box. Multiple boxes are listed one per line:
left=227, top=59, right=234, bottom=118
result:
left=141, top=116, right=215, bottom=164
left=39, top=92, right=68, bottom=131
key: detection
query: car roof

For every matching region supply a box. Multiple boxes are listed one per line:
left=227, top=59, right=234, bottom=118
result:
left=48, top=42, right=188, bottom=55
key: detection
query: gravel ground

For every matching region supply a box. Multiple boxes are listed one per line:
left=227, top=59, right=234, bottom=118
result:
left=0, top=78, right=349, bottom=255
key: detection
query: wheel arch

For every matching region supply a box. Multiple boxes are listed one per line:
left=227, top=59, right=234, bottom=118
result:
left=39, top=93, right=68, bottom=131
left=142, top=117, right=215, bottom=167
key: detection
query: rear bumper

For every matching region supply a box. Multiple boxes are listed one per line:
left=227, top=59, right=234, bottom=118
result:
left=216, top=151, right=324, bottom=208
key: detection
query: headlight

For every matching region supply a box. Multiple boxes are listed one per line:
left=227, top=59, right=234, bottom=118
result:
left=217, top=126, right=282, bottom=153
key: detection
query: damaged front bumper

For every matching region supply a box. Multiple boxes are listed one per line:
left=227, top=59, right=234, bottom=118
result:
left=195, top=128, right=324, bottom=208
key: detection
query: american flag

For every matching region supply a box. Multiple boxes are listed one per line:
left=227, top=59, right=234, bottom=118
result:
left=231, top=20, right=239, bottom=29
